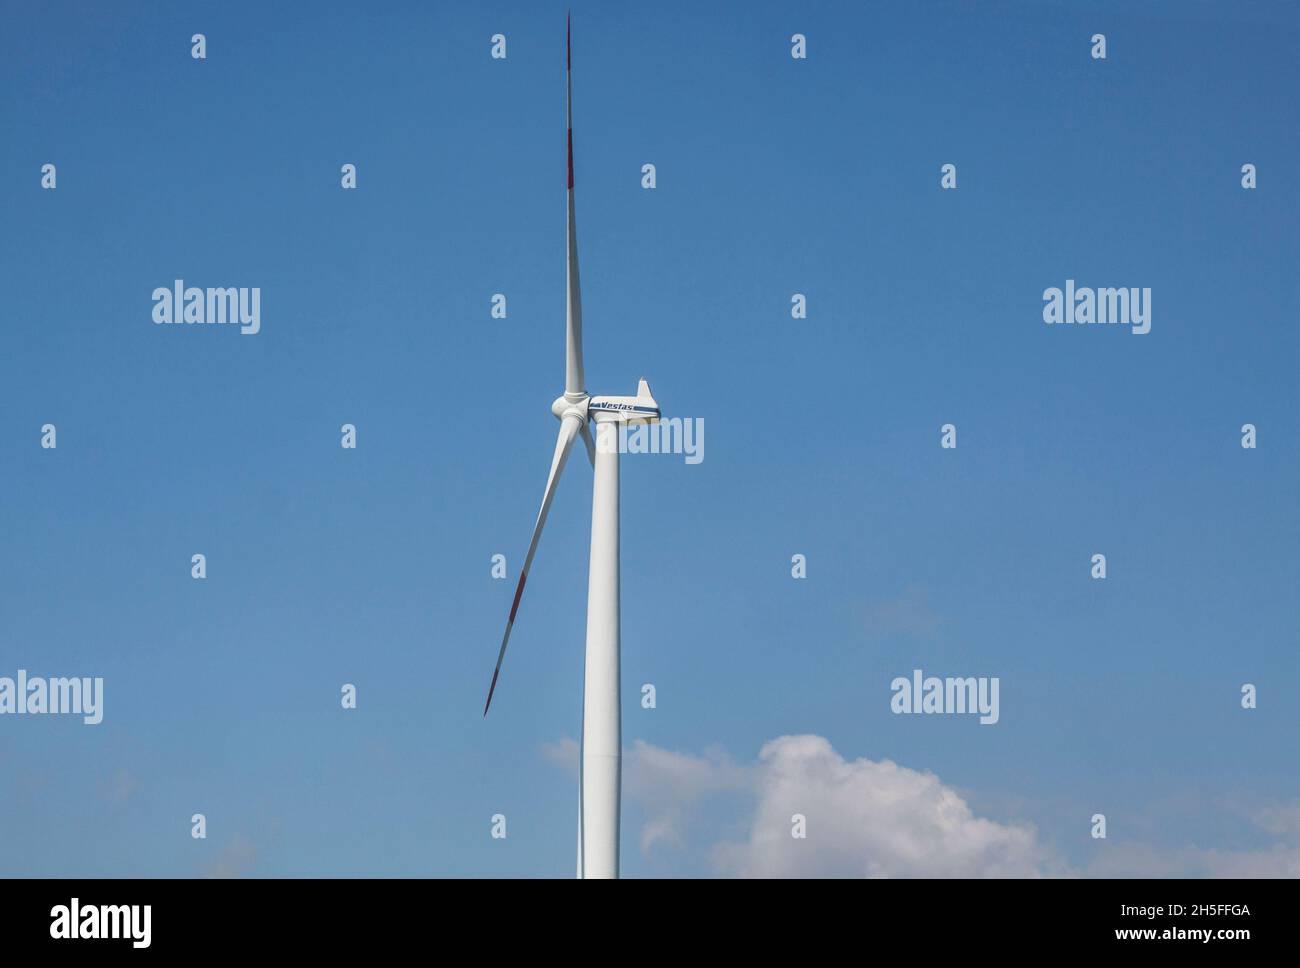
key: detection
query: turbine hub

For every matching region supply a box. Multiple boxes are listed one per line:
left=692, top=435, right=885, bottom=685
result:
left=552, top=393, right=589, bottom=424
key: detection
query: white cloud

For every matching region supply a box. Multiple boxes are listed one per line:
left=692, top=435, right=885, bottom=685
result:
left=1086, top=842, right=1300, bottom=878
left=543, top=736, right=747, bottom=854
left=548, top=732, right=1059, bottom=876
left=545, top=735, right=1300, bottom=878
left=540, top=736, right=580, bottom=773
left=710, top=735, right=1058, bottom=878
left=1084, top=799, right=1300, bottom=878
left=1190, top=847, right=1300, bottom=878
left=624, top=741, right=749, bottom=854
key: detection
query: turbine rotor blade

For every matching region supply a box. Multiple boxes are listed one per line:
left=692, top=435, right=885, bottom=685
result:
left=484, top=414, right=584, bottom=715
left=565, top=13, right=585, bottom=396
left=580, top=422, right=596, bottom=468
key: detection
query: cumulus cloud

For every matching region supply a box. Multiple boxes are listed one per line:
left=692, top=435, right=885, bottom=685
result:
left=1084, top=800, right=1300, bottom=878
left=548, top=732, right=1059, bottom=876
left=540, top=736, right=580, bottom=772
left=546, top=735, right=1300, bottom=878
left=624, top=741, right=749, bottom=853
left=543, top=735, right=748, bottom=854
left=711, top=735, right=1058, bottom=877
left=1086, top=842, right=1300, bottom=878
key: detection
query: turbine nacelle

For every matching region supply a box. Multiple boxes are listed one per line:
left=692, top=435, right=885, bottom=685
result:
left=552, top=378, right=659, bottom=425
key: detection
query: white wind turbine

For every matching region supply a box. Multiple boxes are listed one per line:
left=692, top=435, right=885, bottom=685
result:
left=482, top=16, right=660, bottom=880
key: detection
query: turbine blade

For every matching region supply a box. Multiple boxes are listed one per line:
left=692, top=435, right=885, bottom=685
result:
left=580, top=422, right=596, bottom=468
left=484, top=414, right=583, bottom=715
left=565, top=14, right=585, bottom=396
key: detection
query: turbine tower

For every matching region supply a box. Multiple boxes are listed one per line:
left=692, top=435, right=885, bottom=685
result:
left=483, top=16, right=660, bottom=881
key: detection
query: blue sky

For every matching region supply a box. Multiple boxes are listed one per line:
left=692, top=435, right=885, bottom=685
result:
left=2, top=0, right=1297, bottom=877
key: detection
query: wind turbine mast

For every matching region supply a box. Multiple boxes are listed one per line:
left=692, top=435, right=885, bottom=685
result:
left=482, top=15, right=661, bottom=880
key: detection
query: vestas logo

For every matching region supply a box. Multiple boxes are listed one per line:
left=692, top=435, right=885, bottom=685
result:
left=589, top=402, right=656, bottom=412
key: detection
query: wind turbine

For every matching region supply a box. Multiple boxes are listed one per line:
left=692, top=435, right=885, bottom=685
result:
left=482, top=16, right=660, bottom=881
